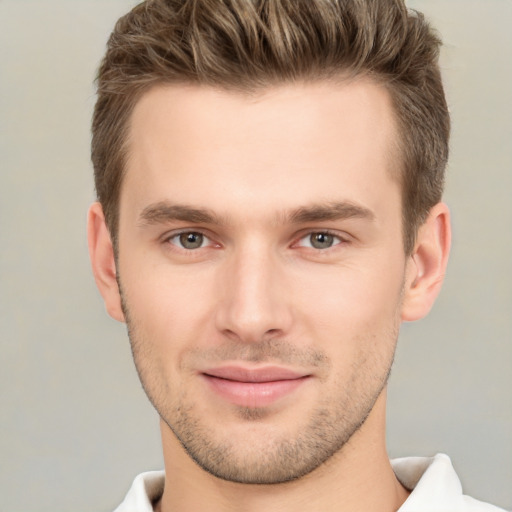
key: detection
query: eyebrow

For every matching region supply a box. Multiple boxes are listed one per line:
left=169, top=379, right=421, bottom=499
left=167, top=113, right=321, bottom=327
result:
left=138, top=200, right=375, bottom=227
left=288, top=202, right=375, bottom=224
left=138, top=202, right=221, bottom=226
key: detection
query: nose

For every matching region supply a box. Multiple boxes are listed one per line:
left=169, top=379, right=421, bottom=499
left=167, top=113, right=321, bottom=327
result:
left=214, top=244, right=293, bottom=343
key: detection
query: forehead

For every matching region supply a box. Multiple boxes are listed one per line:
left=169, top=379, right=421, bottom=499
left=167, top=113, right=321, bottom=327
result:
left=122, top=80, right=400, bottom=223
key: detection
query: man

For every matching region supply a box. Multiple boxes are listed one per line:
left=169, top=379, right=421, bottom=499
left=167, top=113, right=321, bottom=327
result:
left=87, top=0, right=505, bottom=511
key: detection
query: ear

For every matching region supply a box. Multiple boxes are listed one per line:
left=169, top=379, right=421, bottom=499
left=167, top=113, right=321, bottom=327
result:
left=87, top=202, right=125, bottom=323
left=401, top=202, right=451, bottom=322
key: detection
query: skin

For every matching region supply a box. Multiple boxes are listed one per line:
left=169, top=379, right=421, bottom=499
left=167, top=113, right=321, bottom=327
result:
left=88, top=79, right=451, bottom=512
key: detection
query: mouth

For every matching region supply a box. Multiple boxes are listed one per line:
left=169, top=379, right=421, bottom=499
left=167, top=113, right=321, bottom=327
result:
left=201, top=365, right=311, bottom=408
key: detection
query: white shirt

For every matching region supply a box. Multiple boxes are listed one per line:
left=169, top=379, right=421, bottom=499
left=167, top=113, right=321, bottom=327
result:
left=113, top=454, right=506, bottom=511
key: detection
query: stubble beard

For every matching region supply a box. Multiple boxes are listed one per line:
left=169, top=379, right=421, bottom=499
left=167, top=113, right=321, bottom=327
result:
left=164, top=373, right=392, bottom=485
left=119, top=285, right=399, bottom=485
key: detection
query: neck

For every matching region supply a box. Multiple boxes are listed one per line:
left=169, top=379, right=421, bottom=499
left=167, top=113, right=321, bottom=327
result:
left=157, top=391, right=409, bottom=512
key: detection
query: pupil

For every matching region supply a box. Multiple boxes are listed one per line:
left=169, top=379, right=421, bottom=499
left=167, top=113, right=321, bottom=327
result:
left=311, top=233, right=333, bottom=249
left=180, top=232, right=203, bottom=249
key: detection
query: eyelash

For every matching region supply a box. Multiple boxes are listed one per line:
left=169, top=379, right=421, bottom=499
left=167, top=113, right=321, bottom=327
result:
left=163, top=229, right=348, bottom=253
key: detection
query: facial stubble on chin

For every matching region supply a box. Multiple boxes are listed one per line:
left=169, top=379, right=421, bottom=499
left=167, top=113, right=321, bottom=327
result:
left=118, top=281, right=399, bottom=485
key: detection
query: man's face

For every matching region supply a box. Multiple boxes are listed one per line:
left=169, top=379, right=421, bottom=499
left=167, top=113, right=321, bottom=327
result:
left=116, top=80, right=409, bottom=483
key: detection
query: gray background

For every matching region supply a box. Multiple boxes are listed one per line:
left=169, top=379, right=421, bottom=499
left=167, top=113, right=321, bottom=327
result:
left=0, top=1, right=510, bottom=510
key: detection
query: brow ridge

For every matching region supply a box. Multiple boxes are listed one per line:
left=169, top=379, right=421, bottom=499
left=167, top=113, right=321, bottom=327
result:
left=138, top=200, right=375, bottom=227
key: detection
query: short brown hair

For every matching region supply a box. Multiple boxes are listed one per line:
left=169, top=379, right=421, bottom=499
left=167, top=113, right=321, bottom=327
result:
left=92, top=0, right=449, bottom=254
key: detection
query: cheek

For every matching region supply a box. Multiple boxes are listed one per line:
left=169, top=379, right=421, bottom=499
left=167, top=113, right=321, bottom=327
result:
left=292, top=258, right=405, bottom=359
left=295, top=260, right=404, bottom=322
left=119, top=258, right=219, bottom=354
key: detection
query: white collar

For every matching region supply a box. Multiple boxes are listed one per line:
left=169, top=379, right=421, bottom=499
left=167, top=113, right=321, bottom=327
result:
left=114, top=454, right=504, bottom=512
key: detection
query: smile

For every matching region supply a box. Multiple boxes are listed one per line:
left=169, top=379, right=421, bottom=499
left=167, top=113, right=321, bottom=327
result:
left=201, top=366, right=311, bottom=408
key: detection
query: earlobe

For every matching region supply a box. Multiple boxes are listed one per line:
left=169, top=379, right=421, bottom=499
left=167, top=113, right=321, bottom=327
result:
left=401, top=202, right=451, bottom=322
left=87, top=202, right=125, bottom=323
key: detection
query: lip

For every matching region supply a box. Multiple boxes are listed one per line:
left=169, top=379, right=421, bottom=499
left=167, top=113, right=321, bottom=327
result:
left=201, top=365, right=310, bottom=408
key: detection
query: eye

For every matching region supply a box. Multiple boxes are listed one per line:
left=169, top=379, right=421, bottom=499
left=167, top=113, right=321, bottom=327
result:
left=169, top=231, right=209, bottom=250
left=297, top=232, right=342, bottom=250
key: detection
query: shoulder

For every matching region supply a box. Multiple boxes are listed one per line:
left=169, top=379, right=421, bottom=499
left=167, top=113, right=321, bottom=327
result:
left=392, top=454, right=507, bottom=512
